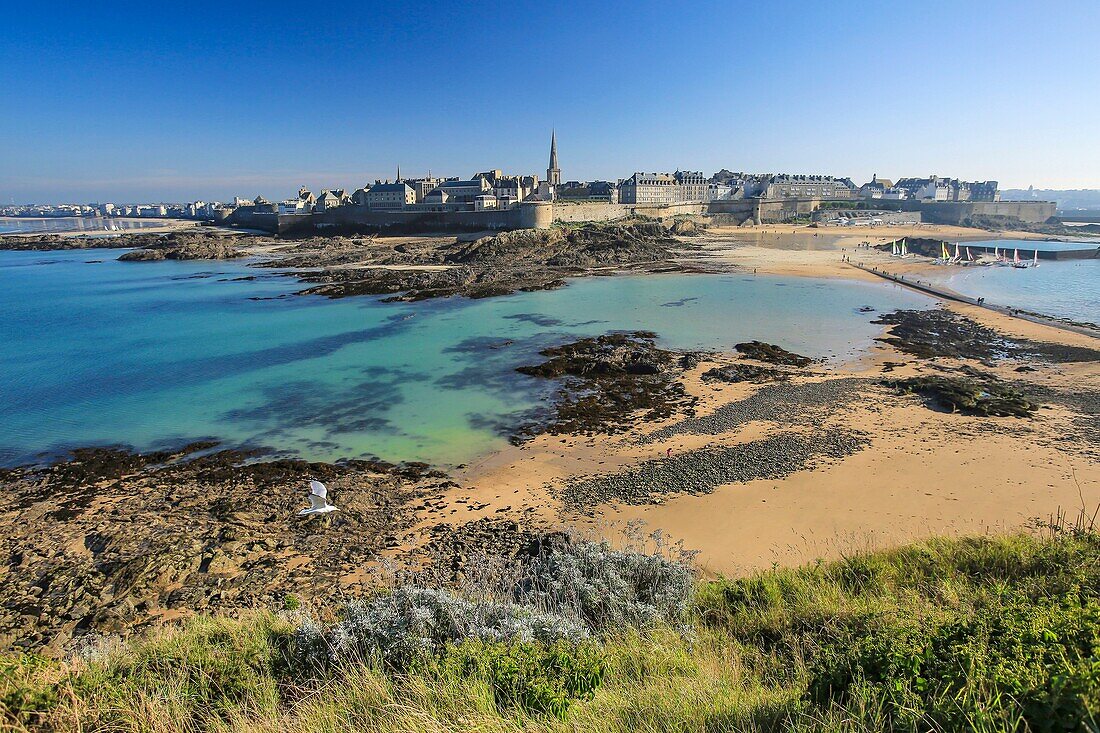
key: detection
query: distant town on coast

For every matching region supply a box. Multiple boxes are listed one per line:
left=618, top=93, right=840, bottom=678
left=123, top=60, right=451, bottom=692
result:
left=2, top=133, right=1075, bottom=236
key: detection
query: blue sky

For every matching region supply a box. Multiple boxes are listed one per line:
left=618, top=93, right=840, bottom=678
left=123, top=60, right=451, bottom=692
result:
left=2, top=1, right=1098, bottom=203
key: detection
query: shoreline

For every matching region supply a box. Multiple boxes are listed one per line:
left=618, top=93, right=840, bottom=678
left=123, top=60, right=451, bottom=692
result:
left=2, top=220, right=1098, bottom=650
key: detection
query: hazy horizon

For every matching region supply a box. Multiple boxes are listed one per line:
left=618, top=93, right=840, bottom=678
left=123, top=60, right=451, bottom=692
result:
left=3, top=1, right=1099, bottom=203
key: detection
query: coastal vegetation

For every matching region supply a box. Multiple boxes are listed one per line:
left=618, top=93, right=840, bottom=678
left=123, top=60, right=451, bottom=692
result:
left=4, top=519, right=1100, bottom=732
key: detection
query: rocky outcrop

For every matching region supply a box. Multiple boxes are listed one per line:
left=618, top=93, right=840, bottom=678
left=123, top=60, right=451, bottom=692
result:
left=0, top=443, right=449, bottom=654
left=280, top=219, right=701, bottom=301
left=117, top=233, right=249, bottom=261
left=0, top=234, right=116, bottom=251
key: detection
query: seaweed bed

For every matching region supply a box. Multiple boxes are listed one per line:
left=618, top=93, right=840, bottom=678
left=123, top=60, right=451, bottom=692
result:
left=874, top=309, right=1100, bottom=364
left=886, top=375, right=1039, bottom=417
left=512, top=332, right=697, bottom=440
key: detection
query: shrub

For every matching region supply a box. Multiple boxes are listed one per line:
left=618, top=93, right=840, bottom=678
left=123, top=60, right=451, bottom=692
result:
left=807, top=593, right=1100, bottom=731
left=435, top=639, right=606, bottom=718
left=519, top=539, right=696, bottom=632
left=0, top=655, right=60, bottom=726
left=292, top=587, right=590, bottom=672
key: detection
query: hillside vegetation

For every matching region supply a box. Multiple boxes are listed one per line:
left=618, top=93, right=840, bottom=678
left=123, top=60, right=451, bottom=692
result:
left=3, top=520, right=1100, bottom=732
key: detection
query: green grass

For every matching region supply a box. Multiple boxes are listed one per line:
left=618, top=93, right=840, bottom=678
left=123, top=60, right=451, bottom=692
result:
left=4, top=528, right=1100, bottom=732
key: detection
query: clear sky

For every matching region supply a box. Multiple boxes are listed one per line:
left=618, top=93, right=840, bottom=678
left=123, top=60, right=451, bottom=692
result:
left=2, top=1, right=1098, bottom=203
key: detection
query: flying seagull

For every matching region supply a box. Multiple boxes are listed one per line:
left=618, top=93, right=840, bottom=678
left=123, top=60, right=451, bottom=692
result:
left=298, top=479, right=339, bottom=516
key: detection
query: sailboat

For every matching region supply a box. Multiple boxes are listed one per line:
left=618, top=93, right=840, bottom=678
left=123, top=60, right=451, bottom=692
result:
left=941, top=241, right=950, bottom=261
left=892, top=242, right=900, bottom=257
left=1012, top=248, right=1027, bottom=269
left=953, top=242, right=962, bottom=261
left=901, top=239, right=909, bottom=257
left=1032, top=249, right=1039, bottom=268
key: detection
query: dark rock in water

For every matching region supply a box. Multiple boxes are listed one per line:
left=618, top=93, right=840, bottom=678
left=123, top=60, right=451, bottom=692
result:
left=118, top=234, right=247, bottom=261
left=886, top=375, right=1039, bottom=417
left=513, top=331, right=696, bottom=439
left=734, top=340, right=813, bottom=367
left=701, top=363, right=790, bottom=384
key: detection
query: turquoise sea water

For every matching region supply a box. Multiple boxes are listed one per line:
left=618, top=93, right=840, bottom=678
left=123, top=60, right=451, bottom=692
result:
left=919, top=240, right=1099, bottom=324
left=0, top=249, right=936, bottom=467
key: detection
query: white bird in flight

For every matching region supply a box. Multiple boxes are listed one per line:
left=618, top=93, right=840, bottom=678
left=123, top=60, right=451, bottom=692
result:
left=298, top=479, right=339, bottom=516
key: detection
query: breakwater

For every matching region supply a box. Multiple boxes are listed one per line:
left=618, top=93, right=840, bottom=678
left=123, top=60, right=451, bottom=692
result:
left=847, top=261, right=1100, bottom=337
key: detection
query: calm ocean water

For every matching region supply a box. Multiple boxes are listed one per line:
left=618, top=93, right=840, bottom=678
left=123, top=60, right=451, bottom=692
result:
left=0, top=217, right=173, bottom=235
left=919, top=239, right=1099, bottom=324
left=0, top=249, right=936, bottom=467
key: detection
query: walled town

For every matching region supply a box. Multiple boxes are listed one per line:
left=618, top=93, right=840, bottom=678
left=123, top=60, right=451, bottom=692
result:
left=1, top=133, right=1055, bottom=235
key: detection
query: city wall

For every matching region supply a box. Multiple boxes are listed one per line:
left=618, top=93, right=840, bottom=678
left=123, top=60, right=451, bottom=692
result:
left=227, top=200, right=710, bottom=235
left=225, top=198, right=1057, bottom=236
left=859, top=199, right=1056, bottom=225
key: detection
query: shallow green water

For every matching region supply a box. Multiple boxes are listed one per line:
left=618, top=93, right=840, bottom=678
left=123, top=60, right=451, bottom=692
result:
left=0, top=249, right=935, bottom=467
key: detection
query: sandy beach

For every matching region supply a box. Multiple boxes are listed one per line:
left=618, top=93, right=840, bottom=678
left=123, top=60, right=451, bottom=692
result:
left=408, top=224, right=1100, bottom=576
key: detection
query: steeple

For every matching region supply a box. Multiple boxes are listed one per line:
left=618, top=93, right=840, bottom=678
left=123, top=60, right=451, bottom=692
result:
left=546, top=130, right=560, bottom=187
left=396, top=164, right=401, bottom=182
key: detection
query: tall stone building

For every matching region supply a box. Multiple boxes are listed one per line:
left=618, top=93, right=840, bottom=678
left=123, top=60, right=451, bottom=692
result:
left=618, top=173, right=680, bottom=204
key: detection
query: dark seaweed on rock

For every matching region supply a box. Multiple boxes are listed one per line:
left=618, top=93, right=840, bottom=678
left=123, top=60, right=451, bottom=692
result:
left=734, top=341, right=813, bottom=367
left=512, top=331, right=696, bottom=439
left=701, top=363, right=791, bottom=384
left=887, top=375, right=1039, bottom=417
left=874, top=309, right=1100, bottom=364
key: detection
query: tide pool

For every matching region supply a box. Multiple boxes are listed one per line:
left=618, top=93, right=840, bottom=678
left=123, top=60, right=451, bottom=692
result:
left=0, top=249, right=934, bottom=467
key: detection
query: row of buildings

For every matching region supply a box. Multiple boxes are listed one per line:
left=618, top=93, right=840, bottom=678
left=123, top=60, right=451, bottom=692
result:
left=3, top=134, right=1001, bottom=221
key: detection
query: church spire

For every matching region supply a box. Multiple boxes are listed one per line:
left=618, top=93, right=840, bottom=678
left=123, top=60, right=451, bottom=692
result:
left=396, top=164, right=401, bottom=182
left=546, top=130, right=560, bottom=187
